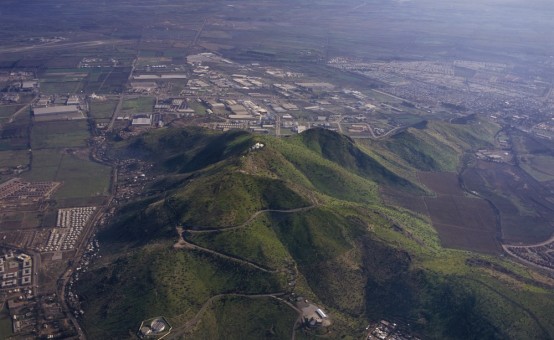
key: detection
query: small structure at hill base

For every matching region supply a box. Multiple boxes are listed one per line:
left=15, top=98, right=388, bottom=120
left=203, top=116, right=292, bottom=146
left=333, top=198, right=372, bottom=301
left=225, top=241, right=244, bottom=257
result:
left=296, top=298, right=332, bottom=328
left=137, top=316, right=172, bottom=339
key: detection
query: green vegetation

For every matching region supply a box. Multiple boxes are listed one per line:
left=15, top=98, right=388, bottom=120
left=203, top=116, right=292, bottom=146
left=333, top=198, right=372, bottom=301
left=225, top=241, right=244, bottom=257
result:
left=513, top=131, right=554, bottom=182
left=78, top=244, right=285, bottom=339
left=191, top=296, right=298, bottom=340
left=39, top=81, right=82, bottom=95
left=89, top=99, right=118, bottom=120
left=266, top=136, right=380, bottom=204
left=172, top=172, right=310, bottom=227
left=381, top=119, right=497, bottom=171
left=0, top=111, right=31, bottom=151
left=31, top=120, right=90, bottom=149
left=519, top=155, right=554, bottom=181
left=53, top=154, right=111, bottom=199
left=24, top=118, right=111, bottom=198
left=0, top=303, right=13, bottom=340
left=23, top=149, right=111, bottom=199
left=76, top=126, right=554, bottom=340
left=188, top=100, right=208, bottom=115
left=0, top=150, right=29, bottom=168
left=296, top=128, right=420, bottom=193
left=122, top=97, right=154, bottom=114
left=0, top=105, right=24, bottom=123
left=187, top=215, right=293, bottom=270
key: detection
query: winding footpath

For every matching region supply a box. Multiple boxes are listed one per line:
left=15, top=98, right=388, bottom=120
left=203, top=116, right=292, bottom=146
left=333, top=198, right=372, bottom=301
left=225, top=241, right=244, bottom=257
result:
left=174, top=226, right=277, bottom=273
left=170, top=204, right=317, bottom=339
left=173, top=205, right=318, bottom=271
left=167, top=293, right=302, bottom=340
left=185, top=204, right=317, bottom=233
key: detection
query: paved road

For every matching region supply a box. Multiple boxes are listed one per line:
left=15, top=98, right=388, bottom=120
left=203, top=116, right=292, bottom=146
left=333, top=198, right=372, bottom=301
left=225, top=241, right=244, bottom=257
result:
left=57, top=206, right=108, bottom=340
left=107, top=58, right=137, bottom=131
left=502, top=243, right=554, bottom=273
left=190, top=18, right=208, bottom=47
left=8, top=99, right=36, bottom=123
left=504, top=233, right=554, bottom=248
left=0, top=39, right=127, bottom=55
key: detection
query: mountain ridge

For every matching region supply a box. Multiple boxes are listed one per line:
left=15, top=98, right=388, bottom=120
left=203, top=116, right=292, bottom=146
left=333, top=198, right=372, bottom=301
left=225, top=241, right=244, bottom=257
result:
left=76, top=124, right=554, bottom=339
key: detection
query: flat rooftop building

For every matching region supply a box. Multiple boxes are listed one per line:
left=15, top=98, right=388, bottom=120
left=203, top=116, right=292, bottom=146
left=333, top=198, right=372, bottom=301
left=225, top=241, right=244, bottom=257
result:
left=66, top=96, right=80, bottom=105
left=33, top=105, right=83, bottom=121
left=22, top=80, right=39, bottom=89
left=132, top=117, right=152, bottom=126
left=229, top=114, right=258, bottom=120
left=33, top=105, right=79, bottom=116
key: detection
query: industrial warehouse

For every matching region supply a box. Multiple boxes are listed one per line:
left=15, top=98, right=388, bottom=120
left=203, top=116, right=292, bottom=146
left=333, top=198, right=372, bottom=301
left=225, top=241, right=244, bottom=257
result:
left=32, top=105, right=85, bottom=121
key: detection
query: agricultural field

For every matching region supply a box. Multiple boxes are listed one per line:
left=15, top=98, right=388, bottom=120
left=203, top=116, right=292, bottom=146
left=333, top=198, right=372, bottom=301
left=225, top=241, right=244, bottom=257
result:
left=0, top=303, right=13, bottom=340
left=39, top=80, right=82, bottom=95
left=0, top=104, right=25, bottom=123
left=462, top=161, right=554, bottom=244
left=0, top=150, right=29, bottom=168
left=31, top=120, right=89, bottom=149
left=425, top=195, right=499, bottom=253
left=81, top=67, right=132, bottom=94
left=0, top=118, right=30, bottom=151
left=379, top=187, right=428, bottom=216
left=122, top=97, right=155, bottom=114
left=53, top=154, right=111, bottom=199
left=23, top=149, right=111, bottom=200
left=383, top=171, right=501, bottom=253
left=188, top=100, right=208, bottom=115
left=418, top=171, right=462, bottom=196
left=519, top=155, right=554, bottom=182
left=513, top=132, right=554, bottom=182
left=0, top=211, right=40, bottom=231
left=89, top=98, right=118, bottom=121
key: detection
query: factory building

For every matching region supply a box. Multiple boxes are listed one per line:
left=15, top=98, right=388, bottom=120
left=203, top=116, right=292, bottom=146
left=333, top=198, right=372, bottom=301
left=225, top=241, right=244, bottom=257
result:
left=33, top=105, right=84, bottom=121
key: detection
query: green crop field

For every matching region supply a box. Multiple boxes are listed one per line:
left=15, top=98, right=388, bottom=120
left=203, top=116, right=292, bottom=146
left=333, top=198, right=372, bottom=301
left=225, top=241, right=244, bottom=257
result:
left=122, top=97, right=154, bottom=113
left=0, top=303, right=13, bottom=340
left=22, top=149, right=111, bottom=199
left=53, top=154, right=111, bottom=199
left=520, top=154, right=554, bottom=182
left=0, top=105, right=24, bottom=119
left=89, top=99, right=119, bottom=120
left=39, top=81, right=82, bottom=95
left=0, top=150, right=29, bottom=168
left=31, top=120, right=90, bottom=149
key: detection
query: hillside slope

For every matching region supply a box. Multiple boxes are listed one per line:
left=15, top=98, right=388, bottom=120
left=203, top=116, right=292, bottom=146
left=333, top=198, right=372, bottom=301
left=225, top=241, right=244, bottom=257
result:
left=76, top=126, right=554, bottom=340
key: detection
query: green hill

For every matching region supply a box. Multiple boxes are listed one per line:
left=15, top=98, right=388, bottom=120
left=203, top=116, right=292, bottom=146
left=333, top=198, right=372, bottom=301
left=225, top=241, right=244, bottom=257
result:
left=76, top=125, right=554, bottom=340
left=296, top=128, right=421, bottom=193
left=361, top=119, right=500, bottom=175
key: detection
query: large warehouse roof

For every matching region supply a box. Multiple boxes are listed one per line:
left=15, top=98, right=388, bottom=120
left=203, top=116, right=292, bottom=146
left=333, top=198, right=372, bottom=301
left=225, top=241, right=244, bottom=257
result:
left=33, top=105, right=79, bottom=115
